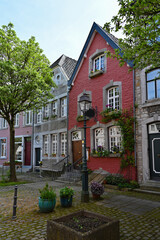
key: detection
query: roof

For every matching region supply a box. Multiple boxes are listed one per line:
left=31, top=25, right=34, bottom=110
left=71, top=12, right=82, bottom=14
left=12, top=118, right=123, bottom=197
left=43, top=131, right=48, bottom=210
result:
left=68, top=22, right=133, bottom=87
left=50, top=55, right=77, bottom=80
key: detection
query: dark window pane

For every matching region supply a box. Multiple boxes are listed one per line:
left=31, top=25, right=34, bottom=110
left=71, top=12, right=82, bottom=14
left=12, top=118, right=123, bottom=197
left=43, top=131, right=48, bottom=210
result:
left=157, top=80, right=160, bottom=98
left=147, top=81, right=155, bottom=99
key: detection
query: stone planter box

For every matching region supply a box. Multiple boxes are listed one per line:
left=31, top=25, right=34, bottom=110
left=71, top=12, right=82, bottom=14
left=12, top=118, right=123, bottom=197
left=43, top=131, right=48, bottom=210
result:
left=47, top=210, right=119, bottom=240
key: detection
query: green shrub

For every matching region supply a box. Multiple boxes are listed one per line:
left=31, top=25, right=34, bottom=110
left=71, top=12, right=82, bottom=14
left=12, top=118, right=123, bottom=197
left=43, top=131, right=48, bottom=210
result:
left=39, top=183, right=56, bottom=200
left=106, top=174, right=127, bottom=185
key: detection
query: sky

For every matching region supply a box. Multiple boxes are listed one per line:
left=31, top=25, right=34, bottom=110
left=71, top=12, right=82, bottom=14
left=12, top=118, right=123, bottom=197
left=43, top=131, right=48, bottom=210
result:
left=0, top=0, right=121, bottom=63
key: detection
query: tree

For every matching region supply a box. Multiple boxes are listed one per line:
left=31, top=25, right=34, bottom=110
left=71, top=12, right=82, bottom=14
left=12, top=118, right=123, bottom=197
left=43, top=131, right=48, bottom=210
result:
left=0, top=23, right=55, bottom=181
left=104, top=0, right=160, bottom=69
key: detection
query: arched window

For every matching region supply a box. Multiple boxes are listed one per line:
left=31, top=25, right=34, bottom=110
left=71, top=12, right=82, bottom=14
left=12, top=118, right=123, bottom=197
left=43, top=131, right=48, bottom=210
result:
left=95, top=128, right=104, bottom=150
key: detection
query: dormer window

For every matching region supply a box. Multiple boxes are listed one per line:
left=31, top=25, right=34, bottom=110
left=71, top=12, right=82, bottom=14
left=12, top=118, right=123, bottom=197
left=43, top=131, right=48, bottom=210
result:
left=89, top=49, right=107, bottom=78
left=93, top=54, right=104, bottom=71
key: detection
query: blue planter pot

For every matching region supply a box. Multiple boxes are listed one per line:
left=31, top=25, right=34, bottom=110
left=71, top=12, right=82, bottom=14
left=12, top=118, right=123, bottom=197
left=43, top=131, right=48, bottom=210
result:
left=39, top=197, right=56, bottom=213
left=60, top=196, right=73, bottom=207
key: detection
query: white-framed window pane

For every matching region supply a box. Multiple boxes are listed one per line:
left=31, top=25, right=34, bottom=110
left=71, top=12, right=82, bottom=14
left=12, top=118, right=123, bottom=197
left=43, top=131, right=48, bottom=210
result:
left=95, top=128, right=104, bottom=149
left=61, top=97, right=67, bottom=117
left=26, top=111, right=32, bottom=125
left=52, top=134, right=57, bottom=154
left=108, top=87, right=119, bottom=110
left=52, top=101, right=57, bottom=115
left=37, top=109, right=42, bottom=123
left=0, top=139, right=6, bottom=157
left=93, top=54, right=105, bottom=71
left=2, top=118, right=7, bottom=128
left=109, top=126, right=122, bottom=152
left=15, top=113, right=19, bottom=127
left=61, top=132, right=67, bottom=155
left=44, top=104, right=49, bottom=118
left=43, top=135, right=49, bottom=155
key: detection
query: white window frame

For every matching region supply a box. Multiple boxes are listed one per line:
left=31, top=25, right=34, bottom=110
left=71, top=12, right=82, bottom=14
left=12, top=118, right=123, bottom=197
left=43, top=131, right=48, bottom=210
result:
left=52, top=134, right=57, bottom=155
left=43, top=135, right=49, bottom=156
left=25, top=110, right=32, bottom=125
left=15, top=113, right=19, bottom=127
left=109, top=126, right=122, bottom=152
left=108, top=87, right=120, bottom=110
left=95, top=128, right=105, bottom=150
left=0, top=138, right=7, bottom=158
left=52, top=101, right=57, bottom=116
left=1, top=118, right=7, bottom=129
left=93, top=54, right=105, bottom=71
left=44, top=104, right=49, bottom=118
left=37, top=109, right=42, bottom=124
left=61, top=132, right=67, bottom=155
left=61, top=97, right=67, bottom=117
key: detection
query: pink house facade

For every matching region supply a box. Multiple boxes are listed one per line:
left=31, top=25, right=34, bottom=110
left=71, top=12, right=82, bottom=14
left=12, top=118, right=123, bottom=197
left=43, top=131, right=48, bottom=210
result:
left=0, top=112, right=32, bottom=168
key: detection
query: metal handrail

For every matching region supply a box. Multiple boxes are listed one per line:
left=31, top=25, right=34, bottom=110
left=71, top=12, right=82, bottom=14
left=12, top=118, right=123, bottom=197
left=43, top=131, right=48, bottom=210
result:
left=53, top=155, right=69, bottom=166
left=67, top=156, right=83, bottom=172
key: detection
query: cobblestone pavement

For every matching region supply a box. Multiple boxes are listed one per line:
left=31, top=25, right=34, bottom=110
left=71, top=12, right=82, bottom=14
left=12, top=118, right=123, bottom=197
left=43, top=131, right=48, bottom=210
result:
left=0, top=174, right=160, bottom=240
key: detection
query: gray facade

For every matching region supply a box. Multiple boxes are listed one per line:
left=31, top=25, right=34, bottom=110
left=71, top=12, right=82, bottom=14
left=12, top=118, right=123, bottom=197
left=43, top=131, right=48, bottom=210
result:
left=33, top=55, right=76, bottom=171
left=135, top=68, right=160, bottom=184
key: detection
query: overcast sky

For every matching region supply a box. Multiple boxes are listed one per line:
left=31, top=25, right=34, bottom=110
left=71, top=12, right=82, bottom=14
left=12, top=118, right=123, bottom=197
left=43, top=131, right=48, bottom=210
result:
left=0, top=0, right=121, bottom=63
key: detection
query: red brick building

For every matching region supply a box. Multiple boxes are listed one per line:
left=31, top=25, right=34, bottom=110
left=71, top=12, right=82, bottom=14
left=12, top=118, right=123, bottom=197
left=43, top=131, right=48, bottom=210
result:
left=68, top=22, right=136, bottom=180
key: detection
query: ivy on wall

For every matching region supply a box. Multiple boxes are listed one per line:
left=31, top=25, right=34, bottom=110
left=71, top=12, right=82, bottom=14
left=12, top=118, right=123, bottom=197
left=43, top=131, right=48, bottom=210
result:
left=101, top=107, right=135, bottom=169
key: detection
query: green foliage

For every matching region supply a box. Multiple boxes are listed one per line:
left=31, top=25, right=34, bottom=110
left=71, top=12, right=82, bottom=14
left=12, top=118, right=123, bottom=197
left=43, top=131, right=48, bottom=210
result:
left=101, top=107, right=135, bottom=168
left=106, top=174, right=127, bottom=185
left=104, top=0, right=160, bottom=69
left=118, top=180, right=139, bottom=190
left=0, top=23, right=56, bottom=181
left=39, top=183, right=56, bottom=200
left=60, top=186, right=74, bottom=198
left=105, top=174, right=139, bottom=190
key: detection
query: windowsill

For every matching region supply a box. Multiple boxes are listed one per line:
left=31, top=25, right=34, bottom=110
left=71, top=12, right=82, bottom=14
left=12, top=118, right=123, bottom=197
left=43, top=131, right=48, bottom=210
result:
left=92, top=153, right=120, bottom=158
left=142, top=98, right=160, bottom=108
left=89, top=70, right=104, bottom=78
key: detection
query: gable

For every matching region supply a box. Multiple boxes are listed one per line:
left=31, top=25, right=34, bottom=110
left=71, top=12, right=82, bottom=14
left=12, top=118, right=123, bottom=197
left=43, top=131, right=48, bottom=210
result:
left=68, top=22, right=133, bottom=87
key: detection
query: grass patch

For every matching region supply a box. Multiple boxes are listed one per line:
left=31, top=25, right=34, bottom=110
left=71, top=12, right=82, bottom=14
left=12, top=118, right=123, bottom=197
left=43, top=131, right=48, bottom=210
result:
left=0, top=181, right=27, bottom=186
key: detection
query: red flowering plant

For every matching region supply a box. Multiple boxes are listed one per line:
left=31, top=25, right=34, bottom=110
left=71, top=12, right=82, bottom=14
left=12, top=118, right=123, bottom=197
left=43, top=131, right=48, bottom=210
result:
left=90, top=182, right=104, bottom=196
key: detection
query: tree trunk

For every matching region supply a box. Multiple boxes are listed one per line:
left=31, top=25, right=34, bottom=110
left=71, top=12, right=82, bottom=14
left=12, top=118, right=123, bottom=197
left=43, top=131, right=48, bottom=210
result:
left=9, top=121, right=17, bottom=182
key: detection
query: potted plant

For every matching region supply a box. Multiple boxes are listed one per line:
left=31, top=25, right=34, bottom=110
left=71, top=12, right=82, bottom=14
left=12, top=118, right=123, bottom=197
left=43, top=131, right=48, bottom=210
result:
left=52, top=153, right=56, bottom=157
left=59, top=186, right=74, bottom=207
left=61, top=153, right=65, bottom=157
left=90, top=182, right=104, bottom=200
left=39, top=183, right=56, bottom=212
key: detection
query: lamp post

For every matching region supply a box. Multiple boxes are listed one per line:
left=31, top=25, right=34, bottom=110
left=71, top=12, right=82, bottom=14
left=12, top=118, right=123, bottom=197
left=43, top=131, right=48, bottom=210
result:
left=79, top=93, right=91, bottom=202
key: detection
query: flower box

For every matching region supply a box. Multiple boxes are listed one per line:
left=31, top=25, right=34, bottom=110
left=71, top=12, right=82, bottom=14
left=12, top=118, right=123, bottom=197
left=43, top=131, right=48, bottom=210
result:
left=47, top=210, right=119, bottom=240
left=89, top=69, right=104, bottom=78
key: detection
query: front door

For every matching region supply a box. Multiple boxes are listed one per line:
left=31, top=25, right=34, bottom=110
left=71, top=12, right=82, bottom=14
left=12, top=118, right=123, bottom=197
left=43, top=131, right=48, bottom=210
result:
left=72, top=140, right=82, bottom=163
left=24, top=137, right=31, bottom=166
left=149, top=133, right=160, bottom=181
left=35, top=148, right=41, bottom=166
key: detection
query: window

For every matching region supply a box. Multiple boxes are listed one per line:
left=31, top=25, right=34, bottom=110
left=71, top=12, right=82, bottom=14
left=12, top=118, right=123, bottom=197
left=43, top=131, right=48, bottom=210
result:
left=43, top=135, right=49, bottom=156
left=108, top=87, right=120, bottom=110
left=95, top=128, right=104, bottom=150
left=61, top=97, right=67, bottom=117
left=147, top=69, right=160, bottom=100
left=15, top=113, right=19, bottom=127
left=37, top=109, right=42, bottom=123
left=93, top=54, right=105, bottom=71
left=52, top=134, right=57, bottom=155
left=15, top=137, right=22, bottom=161
left=0, top=138, right=6, bottom=158
left=25, top=110, right=32, bottom=125
left=61, top=132, right=67, bottom=155
left=109, top=126, right=122, bottom=153
left=2, top=118, right=7, bottom=128
left=52, top=101, right=57, bottom=116
left=44, top=104, right=49, bottom=118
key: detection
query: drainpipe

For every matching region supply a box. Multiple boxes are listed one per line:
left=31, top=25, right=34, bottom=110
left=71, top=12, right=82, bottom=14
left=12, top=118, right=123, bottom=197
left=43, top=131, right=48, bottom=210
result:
left=31, top=110, right=34, bottom=171
left=133, top=69, right=137, bottom=167
left=66, top=85, right=71, bottom=165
